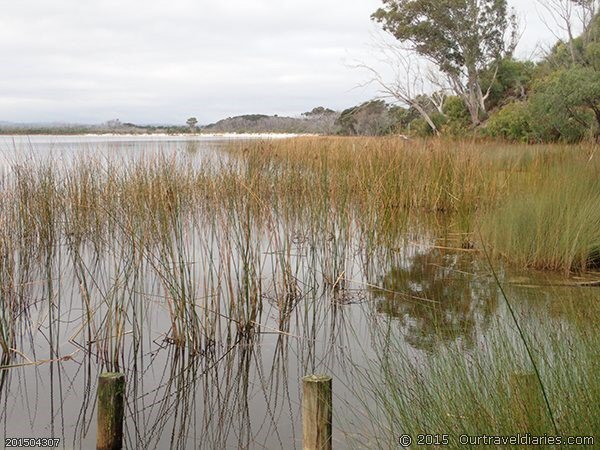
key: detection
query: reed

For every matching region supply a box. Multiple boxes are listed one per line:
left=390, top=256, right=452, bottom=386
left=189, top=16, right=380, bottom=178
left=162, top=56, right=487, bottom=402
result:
left=0, top=134, right=596, bottom=450
left=481, top=160, right=600, bottom=272
left=346, top=284, right=600, bottom=448
left=0, top=138, right=596, bottom=363
left=226, top=137, right=600, bottom=272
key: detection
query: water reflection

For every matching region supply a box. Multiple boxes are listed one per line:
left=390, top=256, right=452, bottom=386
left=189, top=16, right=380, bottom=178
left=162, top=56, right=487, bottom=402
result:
left=1, top=317, right=304, bottom=449
left=371, top=248, right=499, bottom=351
left=0, top=229, right=354, bottom=449
left=0, top=136, right=595, bottom=448
left=0, top=134, right=262, bottom=174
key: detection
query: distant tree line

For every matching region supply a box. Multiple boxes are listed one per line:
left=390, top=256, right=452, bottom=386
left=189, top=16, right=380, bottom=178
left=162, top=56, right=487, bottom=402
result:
left=201, top=1, right=600, bottom=142
left=4, top=0, right=598, bottom=144
left=0, top=119, right=189, bottom=135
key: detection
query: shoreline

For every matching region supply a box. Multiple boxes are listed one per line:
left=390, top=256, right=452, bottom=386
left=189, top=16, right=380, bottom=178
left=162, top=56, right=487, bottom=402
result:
left=0, top=132, right=310, bottom=141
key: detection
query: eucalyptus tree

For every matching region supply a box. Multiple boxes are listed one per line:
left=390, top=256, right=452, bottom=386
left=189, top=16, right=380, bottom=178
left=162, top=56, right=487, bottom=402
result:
left=372, top=0, right=518, bottom=125
left=186, top=117, right=198, bottom=132
left=530, top=66, right=600, bottom=142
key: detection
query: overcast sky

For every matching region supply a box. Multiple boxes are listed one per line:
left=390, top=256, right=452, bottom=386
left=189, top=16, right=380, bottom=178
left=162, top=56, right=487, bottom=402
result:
left=1, top=1, right=558, bottom=125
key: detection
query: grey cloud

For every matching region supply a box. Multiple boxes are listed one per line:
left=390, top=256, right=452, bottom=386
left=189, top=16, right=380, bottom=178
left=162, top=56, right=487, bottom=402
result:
left=1, top=0, right=553, bottom=124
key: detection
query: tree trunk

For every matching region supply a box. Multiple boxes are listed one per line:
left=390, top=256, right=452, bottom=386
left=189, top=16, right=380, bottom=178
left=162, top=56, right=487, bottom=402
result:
left=411, top=102, right=440, bottom=135
left=464, top=88, right=481, bottom=126
left=464, top=71, right=485, bottom=126
left=592, top=105, right=600, bottom=142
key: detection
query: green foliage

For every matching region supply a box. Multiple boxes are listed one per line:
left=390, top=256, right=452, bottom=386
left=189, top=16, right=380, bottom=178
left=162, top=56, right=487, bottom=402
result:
left=336, top=100, right=399, bottom=136
left=538, top=13, right=599, bottom=71
left=584, top=42, right=600, bottom=70
left=370, top=1, right=600, bottom=142
left=529, top=67, right=600, bottom=142
left=388, top=105, right=417, bottom=129
left=442, top=96, right=470, bottom=135
left=486, top=102, right=532, bottom=142
left=186, top=117, right=198, bottom=130
left=543, top=38, right=586, bottom=70
left=483, top=58, right=535, bottom=110
left=409, top=113, right=446, bottom=137
left=372, top=0, right=513, bottom=79
left=236, top=114, right=269, bottom=122
left=302, top=106, right=337, bottom=117
left=373, top=0, right=517, bottom=124
left=444, top=96, right=469, bottom=122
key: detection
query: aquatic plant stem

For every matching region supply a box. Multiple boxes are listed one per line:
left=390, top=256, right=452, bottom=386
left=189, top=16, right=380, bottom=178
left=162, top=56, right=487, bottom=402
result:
left=478, top=230, right=559, bottom=434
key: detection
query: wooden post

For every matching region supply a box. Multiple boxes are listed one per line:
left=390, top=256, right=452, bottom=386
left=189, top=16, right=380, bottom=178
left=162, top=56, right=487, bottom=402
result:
left=510, top=372, right=544, bottom=432
left=303, top=374, right=332, bottom=450
left=97, top=372, right=125, bottom=450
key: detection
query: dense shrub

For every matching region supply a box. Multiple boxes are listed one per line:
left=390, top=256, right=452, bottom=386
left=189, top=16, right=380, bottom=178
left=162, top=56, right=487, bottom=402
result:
left=482, top=59, right=535, bottom=110
left=485, top=102, right=532, bottom=142
left=442, top=96, right=471, bottom=136
left=528, top=68, right=599, bottom=143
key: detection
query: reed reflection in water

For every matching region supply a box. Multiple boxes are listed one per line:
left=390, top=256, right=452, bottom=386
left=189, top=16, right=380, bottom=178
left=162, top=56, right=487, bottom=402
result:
left=0, top=136, right=596, bottom=448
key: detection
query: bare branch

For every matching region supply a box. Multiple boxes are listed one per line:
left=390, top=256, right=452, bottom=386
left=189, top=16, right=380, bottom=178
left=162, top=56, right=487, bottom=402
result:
left=535, top=0, right=599, bottom=63
left=351, top=33, right=443, bottom=134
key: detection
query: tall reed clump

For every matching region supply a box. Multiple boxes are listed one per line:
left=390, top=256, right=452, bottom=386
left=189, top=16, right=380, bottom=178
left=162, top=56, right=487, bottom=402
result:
left=480, top=153, right=600, bottom=272
left=0, top=177, right=36, bottom=372
left=0, top=228, right=17, bottom=370
left=347, top=287, right=600, bottom=448
left=231, top=138, right=600, bottom=273
left=0, top=138, right=595, bottom=368
left=0, top=150, right=321, bottom=364
left=236, top=137, right=505, bottom=218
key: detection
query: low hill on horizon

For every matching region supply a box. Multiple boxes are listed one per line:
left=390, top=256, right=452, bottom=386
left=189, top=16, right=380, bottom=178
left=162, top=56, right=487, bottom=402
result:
left=202, top=108, right=339, bottom=134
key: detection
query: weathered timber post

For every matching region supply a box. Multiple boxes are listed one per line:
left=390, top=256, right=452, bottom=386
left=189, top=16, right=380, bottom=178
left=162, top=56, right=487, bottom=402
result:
left=510, top=372, right=544, bottom=432
left=303, top=374, right=332, bottom=450
left=97, top=372, right=125, bottom=450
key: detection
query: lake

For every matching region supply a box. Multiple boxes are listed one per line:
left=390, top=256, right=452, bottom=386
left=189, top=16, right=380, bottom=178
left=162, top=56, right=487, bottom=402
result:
left=0, top=135, right=597, bottom=449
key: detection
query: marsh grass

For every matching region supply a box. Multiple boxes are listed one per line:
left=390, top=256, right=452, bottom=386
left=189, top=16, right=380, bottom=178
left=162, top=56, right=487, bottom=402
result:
left=227, top=137, right=600, bottom=272
left=346, top=287, right=600, bottom=449
left=0, top=147, right=372, bottom=365
left=0, top=137, right=597, bottom=367
left=0, top=136, right=597, bottom=447
left=481, top=161, right=600, bottom=272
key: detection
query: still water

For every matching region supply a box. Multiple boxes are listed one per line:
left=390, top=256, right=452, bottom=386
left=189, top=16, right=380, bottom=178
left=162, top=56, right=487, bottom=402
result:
left=0, top=134, right=290, bottom=170
left=0, top=135, right=595, bottom=449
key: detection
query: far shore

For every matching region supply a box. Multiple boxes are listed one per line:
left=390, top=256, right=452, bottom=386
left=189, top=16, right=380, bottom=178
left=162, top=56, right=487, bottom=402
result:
left=0, top=132, right=310, bottom=140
